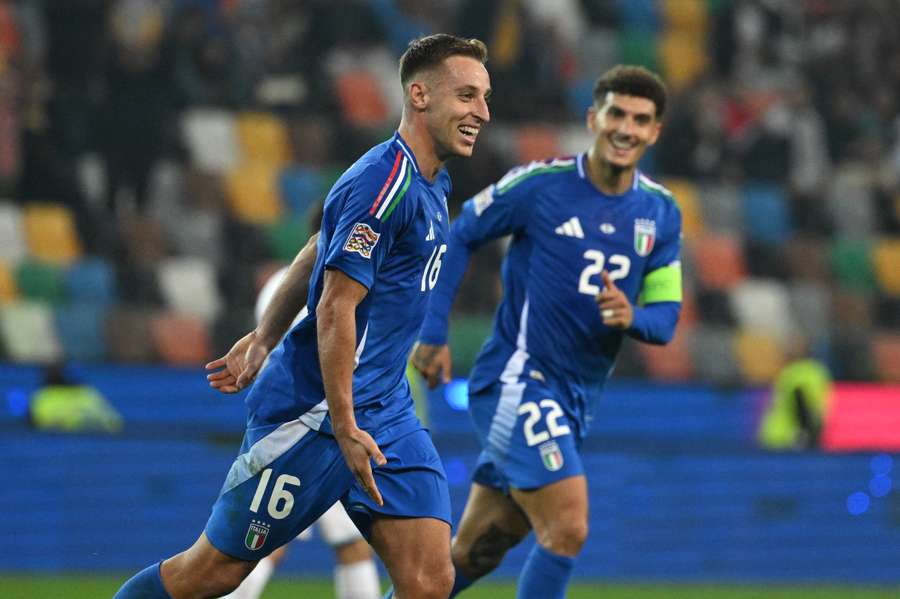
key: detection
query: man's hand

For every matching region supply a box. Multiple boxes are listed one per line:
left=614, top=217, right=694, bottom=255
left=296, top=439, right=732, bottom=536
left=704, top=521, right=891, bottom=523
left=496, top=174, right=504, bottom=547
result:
left=205, top=330, right=272, bottom=393
left=411, top=342, right=452, bottom=389
left=597, top=270, right=634, bottom=329
left=334, top=424, right=387, bottom=506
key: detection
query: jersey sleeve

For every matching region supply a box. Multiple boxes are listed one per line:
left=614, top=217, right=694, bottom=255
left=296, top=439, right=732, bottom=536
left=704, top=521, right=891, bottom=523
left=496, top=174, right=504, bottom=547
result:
left=323, top=161, right=413, bottom=290
left=629, top=198, right=683, bottom=345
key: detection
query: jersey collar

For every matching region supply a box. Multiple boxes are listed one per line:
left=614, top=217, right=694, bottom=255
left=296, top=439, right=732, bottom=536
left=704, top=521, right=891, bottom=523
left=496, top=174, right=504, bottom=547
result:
left=577, top=152, right=640, bottom=192
left=393, top=132, right=421, bottom=175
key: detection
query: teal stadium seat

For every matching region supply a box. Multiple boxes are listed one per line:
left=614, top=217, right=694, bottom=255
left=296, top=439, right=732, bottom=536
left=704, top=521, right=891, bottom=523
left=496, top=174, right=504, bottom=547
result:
left=16, top=260, right=66, bottom=304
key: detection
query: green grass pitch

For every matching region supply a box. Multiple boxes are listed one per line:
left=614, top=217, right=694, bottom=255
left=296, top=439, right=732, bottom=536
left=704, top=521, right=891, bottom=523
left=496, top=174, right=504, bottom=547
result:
left=2, top=575, right=899, bottom=599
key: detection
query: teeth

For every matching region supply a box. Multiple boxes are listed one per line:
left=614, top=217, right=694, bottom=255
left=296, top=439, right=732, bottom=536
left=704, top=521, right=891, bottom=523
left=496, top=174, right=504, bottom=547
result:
left=611, top=137, right=632, bottom=150
left=459, top=126, right=478, bottom=136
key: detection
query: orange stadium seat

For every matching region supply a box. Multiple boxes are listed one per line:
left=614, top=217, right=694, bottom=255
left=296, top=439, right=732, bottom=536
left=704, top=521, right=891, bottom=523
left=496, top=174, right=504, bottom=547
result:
left=0, top=202, right=26, bottom=265
left=0, top=260, right=16, bottom=304
left=0, top=301, right=62, bottom=363
left=658, top=31, right=707, bottom=92
left=872, top=333, right=900, bottom=383
left=225, top=161, right=283, bottom=225
left=516, top=126, right=561, bottom=163
left=690, top=233, right=746, bottom=291
left=871, top=238, right=900, bottom=296
left=22, top=203, right=83, bottom=265
left=151, top=312, right=211, bottom=366
left=734, top=329, right=785, bottom=385
left=236, top=112, right=291, bottom=166
left=637, top=327, right=694, bottom=381
left=660, top=0, right=708, bottom=32
left=660, top=178, right=703, bottom=239
left=334, top=70, right=390, bottom=128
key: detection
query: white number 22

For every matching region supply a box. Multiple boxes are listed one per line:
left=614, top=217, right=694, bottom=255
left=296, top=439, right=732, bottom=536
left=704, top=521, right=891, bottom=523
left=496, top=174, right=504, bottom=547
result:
left=518, top=399, right=571, bottom=447
left=249, top=468, right=301, bottom=520
left=577, top=250, right=630, bottom=296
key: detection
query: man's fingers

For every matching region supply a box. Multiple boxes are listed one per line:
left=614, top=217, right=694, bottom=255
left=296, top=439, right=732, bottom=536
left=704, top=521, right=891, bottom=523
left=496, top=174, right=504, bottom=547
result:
left=205, top=357, right=227, bottom=371
left=601, top=270, right=615, bottom=290
left=358, top=469, right=383, bottom=506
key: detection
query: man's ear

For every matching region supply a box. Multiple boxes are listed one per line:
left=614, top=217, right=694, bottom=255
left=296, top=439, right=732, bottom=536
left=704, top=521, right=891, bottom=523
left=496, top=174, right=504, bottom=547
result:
left=408, top=81, right=429, bottom=111
left=586, top=106, right=598, bottom=134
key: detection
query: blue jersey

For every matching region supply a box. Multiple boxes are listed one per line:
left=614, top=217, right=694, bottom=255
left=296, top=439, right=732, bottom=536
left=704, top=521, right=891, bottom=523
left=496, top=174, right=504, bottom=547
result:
left=247, top=132, right=450, bottom=444
left=421, top=153, right=682, bottom=439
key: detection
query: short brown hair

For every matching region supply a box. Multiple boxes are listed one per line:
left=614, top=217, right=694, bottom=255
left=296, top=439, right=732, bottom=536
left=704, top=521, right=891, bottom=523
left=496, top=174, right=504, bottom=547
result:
left=399, top=34, right=488, bottom=87
left=593, top=65, right=668, bottom=118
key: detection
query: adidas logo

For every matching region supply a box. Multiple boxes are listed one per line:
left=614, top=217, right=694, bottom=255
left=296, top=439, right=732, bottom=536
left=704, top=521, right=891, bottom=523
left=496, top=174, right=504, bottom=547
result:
left=554, top=217, right=584, bottom=238
left=425, top=220, right=435, bottom=241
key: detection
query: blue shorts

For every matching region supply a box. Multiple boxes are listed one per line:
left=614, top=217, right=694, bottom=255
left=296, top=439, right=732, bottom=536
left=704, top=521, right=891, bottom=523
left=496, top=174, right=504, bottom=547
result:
left=205, top=421, right=450, bottom=561
left=468, top=379, right=584, bottom=492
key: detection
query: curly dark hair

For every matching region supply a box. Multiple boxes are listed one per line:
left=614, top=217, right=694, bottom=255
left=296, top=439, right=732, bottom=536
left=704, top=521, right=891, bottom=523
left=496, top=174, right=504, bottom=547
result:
left=593, top=65, right=668, bottom=118
left=399, top=34, right=488, bottom=87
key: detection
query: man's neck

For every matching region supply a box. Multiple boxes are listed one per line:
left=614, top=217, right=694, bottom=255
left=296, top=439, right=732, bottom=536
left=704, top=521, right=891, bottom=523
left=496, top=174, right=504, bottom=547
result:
left=585, top=149, right=635, bottom=195
left=397, top=121, right=443, bottom=182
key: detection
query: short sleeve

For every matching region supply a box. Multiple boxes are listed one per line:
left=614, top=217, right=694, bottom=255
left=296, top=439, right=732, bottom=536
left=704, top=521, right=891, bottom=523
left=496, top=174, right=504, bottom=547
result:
left=454, top=166, right=534, bottom=249
left=323, top=160, right=414, bottom=290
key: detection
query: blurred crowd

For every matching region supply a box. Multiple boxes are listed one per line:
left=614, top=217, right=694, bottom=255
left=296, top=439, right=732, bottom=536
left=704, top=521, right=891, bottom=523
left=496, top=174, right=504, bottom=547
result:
left=0, top=0, right=898, bottom=387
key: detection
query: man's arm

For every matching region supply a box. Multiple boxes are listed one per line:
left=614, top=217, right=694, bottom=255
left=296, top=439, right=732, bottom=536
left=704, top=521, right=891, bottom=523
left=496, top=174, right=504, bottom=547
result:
left=206, top=232, right=320, bottom=393
left=317, top=268, right=386, bottom=505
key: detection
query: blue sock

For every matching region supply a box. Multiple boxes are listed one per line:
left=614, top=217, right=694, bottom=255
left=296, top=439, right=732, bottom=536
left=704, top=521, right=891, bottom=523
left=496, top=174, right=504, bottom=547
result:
left=516, top=544, right=575, bottom=599
left=113, top=562, right=172, bottom=599
left=448, top=564, right=474, bottom=598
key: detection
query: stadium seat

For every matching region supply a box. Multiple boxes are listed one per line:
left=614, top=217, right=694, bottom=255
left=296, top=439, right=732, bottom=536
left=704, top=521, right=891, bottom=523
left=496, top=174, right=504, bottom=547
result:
left=688, top=325, right=738, bottom=385
left=0, top=301, right=62, bottom=363
left=618, top=28, right=658, bottom=72
left=742, top=183, right=791, bottom=245
left=16, top=260, right=65, bottom=304
left=157, top=257, right=222, bottom=322
left=0, top=259, right=16, bottom=304
left=236, top=112, right=291, bottom=166
left=55, top=303, right=107, bottom=362
left=690, top=233, right=746, bottom=290
left=180, top=108, right=239, bottom=174
left=279, top=166, right=324, bottom=216
left=515, top=126, right=561, bottom=163
left=0, top=201, right=26, bottom=266
left=617, top=0, right=660, bottom=31
left=831, top=289, right=874, bottom=331
left=785, top=236, right=830, bottom=282
left=334, top=70, right=391, bottom=128
left=162, top=208, right=223, bottom=264
left=729, top=279, right=796, bottom=342
left=448, top=314, right=493, bottom=377
left=660, top=0, right=707, bottom=32
left=120, top=215, right=168, bottom=266
left=106, top=306, right=156, bottom=362
left=788, top=282, right=831, bottom=340
left=830, top=237, right=876, bottom=293
left=875, top=297, right=900, bottom=329
left=267, top=215, right=310, bottom=263
left=225, top=161, right=283, bottom=225
left=871, top=238, right=900, bottom=296
left=658, top=31, right=706, bottom=92
left=733, top=329, right=785, bottom=385
left=637, top=327, right=694, bottom=381
left=22, top=203, right=83, bottom=265
left=697, top=182, right=742, bottom=235
left=65, top=258, right=116, bottom=307
left=151, top=312, right=211, bottom=365
left=660, top=178, right=703, bottom=239
left=871, top=333, right=900, bottom=383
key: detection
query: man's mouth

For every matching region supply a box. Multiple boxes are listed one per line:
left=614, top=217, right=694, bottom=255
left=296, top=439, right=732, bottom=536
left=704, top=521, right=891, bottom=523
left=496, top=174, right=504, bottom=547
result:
left=459, top=125, right=479, bottom=144
left=610, top=136, right=635, bottom=152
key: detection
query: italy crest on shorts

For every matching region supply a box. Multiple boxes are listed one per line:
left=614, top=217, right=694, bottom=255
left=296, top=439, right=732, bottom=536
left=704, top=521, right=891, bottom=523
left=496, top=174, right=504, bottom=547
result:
left=539, top=440, right=564, bottom=471
left=245, top=519, right=271, bottom=550
left=634, top=218, right=656, bottom=257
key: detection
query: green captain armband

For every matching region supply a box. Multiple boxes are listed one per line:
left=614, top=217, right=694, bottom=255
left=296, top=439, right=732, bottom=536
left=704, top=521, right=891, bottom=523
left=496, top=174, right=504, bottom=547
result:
left=638, top=263, right=682, bottom=305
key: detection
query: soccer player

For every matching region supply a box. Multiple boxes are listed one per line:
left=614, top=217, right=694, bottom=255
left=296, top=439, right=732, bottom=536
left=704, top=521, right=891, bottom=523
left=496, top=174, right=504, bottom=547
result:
left=411, top=65, right=682, bottom=599
left=220, top=264, right=381, bottom=599
left=113, top=33, right=491, bottom=599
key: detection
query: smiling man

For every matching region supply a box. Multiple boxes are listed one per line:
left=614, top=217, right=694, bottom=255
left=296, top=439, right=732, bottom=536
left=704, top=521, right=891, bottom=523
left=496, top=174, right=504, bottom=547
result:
left=411, top=65, right=682, bottom=599
left=113, top=34, right=490, bottom=599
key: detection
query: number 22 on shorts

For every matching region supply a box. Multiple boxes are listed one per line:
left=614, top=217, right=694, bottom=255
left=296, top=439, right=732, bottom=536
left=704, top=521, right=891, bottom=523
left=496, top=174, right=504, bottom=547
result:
left=249, top=468, right=301, bottom=520
left=518, top=399, right=571, bottom=447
